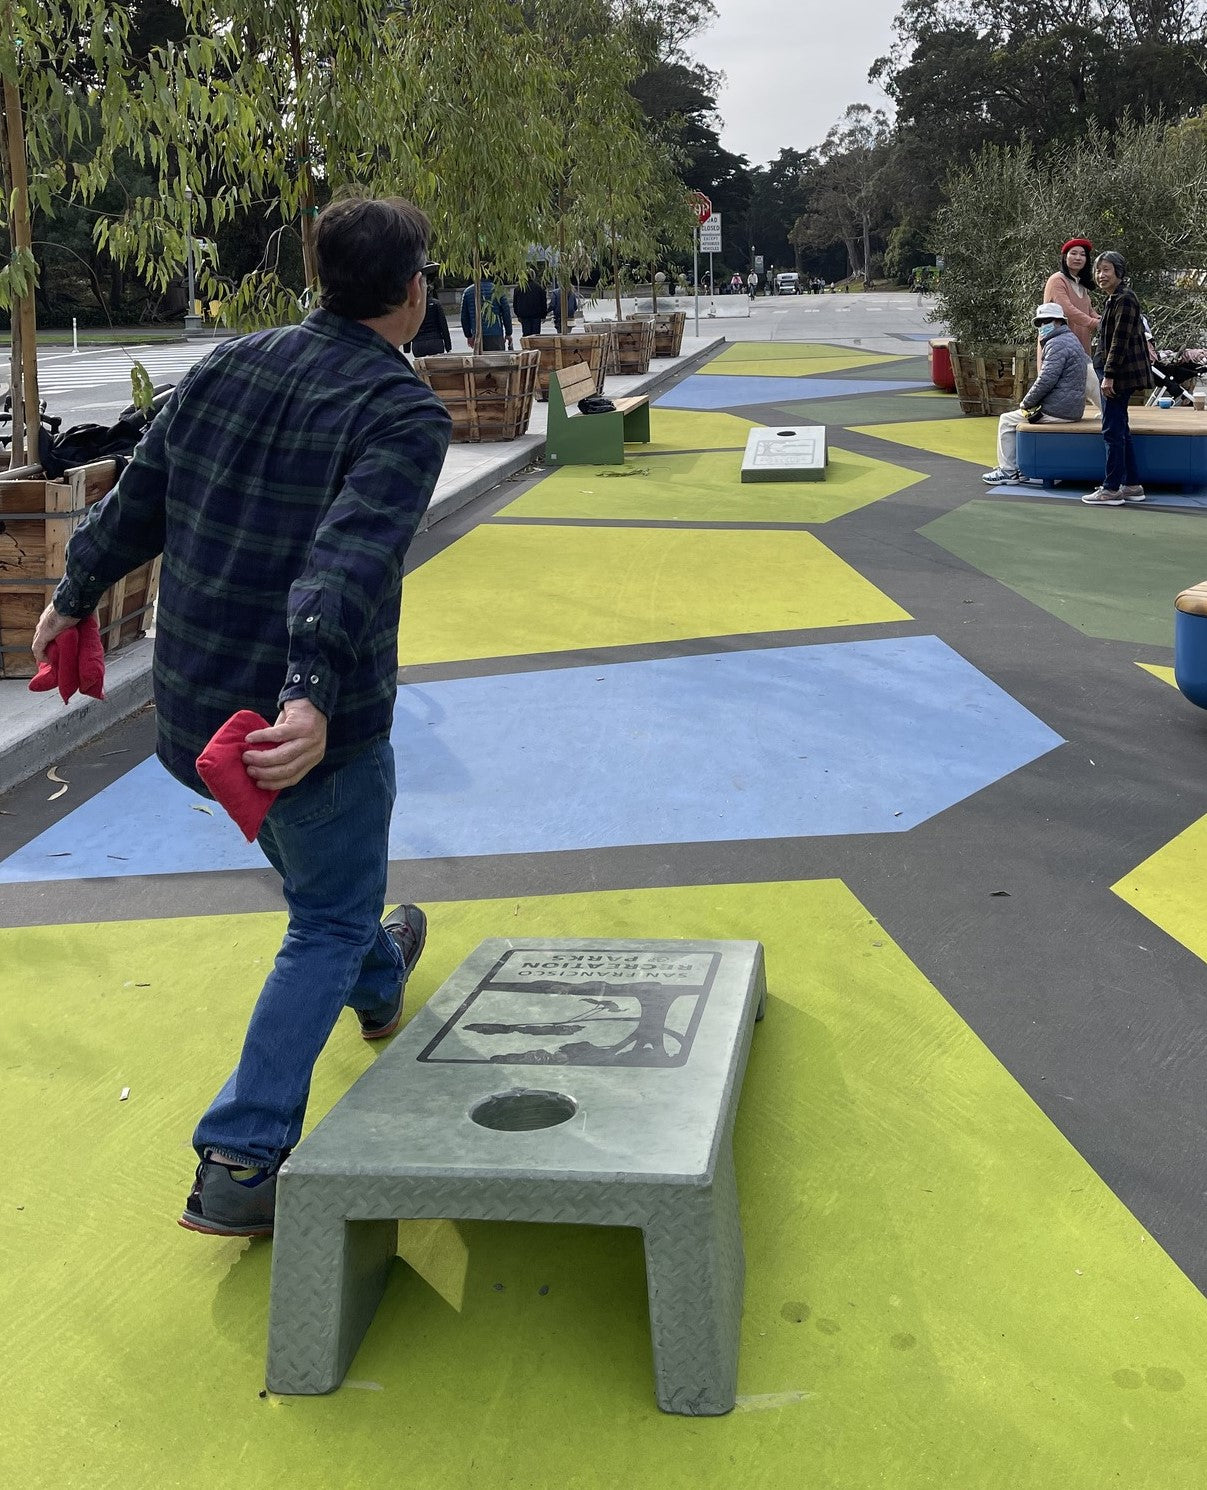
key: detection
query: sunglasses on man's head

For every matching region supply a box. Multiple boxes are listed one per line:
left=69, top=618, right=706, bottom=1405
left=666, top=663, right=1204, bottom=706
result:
left=422, top=261, right=440, bottom=275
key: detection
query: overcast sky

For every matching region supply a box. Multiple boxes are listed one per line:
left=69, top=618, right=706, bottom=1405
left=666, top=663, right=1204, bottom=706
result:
left=690, top=0, right=904, bottom=168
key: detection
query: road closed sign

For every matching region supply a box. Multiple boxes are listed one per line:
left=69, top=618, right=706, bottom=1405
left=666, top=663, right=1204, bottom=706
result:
left=699, top=213, right=722, bottom=253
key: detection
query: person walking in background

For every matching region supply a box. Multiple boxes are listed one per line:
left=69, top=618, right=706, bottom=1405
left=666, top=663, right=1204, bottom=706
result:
left=404, top=263, right=452, bottom=358
left=982, top=303, right=1089, bottom=485
left=460, top=272, right=513, bottom=351
left=550, top=283, right=578, bottom=333
left=746, top=269, right=758, bottom=298
left=513, top=272, right=549, bottom=339
left=1041, top=237, right=1100, bottom=410
left=30, top=196, right=453, bottom=1236
left=1082, top=250, right=1151, bottom=506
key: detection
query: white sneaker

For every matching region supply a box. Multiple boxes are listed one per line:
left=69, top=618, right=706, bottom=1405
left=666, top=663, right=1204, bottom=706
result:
left=982, top=467, right=1020, bottom=484
left=1081, top=487, right=1124, bottom=505
left=1120, top=484, right=1146, bottom=503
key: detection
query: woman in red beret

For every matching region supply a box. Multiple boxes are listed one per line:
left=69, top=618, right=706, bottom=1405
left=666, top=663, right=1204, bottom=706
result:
left=1040, top=237, right=1100, bottom=408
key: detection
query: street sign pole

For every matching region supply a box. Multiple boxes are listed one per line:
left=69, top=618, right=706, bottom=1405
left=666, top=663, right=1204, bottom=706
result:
left=688, top=189, right=712, bottom=339
left=694, top=228, right=699, bottom=336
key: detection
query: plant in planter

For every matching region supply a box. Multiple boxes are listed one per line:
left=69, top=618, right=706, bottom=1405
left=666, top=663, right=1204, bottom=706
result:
left=0, top=0, right=248, bottom=462
left=387, top=0, right=558, bottom=438
left=932, top=144, right=1041, bottom=415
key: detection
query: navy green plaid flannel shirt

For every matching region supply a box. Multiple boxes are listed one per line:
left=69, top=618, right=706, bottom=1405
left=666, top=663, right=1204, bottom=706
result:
left=55, top=310, right=452, bottom=792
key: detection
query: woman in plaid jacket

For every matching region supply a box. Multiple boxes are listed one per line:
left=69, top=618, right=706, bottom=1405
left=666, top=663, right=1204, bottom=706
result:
left=1082, top=251, right=1152, bottom=506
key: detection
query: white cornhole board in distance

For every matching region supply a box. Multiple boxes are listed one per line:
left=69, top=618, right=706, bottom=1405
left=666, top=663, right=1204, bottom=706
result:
left=741, top=425, right=827, bottom=483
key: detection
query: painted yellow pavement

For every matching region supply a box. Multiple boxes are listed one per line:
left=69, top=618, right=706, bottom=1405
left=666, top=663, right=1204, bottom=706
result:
left=698, top=353, right=906, bottom=379
left=1113, top=813, right=1207, bottom=966
left=849, top=416, right=999, bottom=467
left=400, top=525, right=909, bottom=664
left=626, top=406, right=755, bottom=452
left=3, top=880, right=1205, bottom=1490
left=1138, top=662, right=1178, bottom=688
left=496, top=447, right=926, bottom=525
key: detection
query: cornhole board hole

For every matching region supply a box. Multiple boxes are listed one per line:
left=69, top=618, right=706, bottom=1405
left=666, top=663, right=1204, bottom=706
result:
left=741, top=424, right=827, bottom=482
left=267, top=937, right=767, bottom=1416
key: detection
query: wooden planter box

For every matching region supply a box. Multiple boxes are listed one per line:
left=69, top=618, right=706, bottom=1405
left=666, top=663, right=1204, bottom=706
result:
left=950, top=344, right=1039, bottom=416
left=413, top=351, right=541, bottom=442
left=651, top=310, right=687, bottom=358
left=520, top=333, right=610, bottom=401
left=590, top=319, right=656, bottom=375
left=0, top=459, right=159, bottom=679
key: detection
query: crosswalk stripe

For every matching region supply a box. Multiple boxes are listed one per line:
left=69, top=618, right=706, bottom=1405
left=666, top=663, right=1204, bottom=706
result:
left=35, top=346, right=218, bottom=397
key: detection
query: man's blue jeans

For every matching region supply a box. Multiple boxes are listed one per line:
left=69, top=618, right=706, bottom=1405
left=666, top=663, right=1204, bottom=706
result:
left=192, top=738, right=402, bottom=1170
left=1102, top=392, right=1140, bottom=491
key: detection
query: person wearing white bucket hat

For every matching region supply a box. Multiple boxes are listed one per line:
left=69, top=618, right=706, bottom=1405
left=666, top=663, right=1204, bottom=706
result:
left=982, top=302, right=1091, bottom=485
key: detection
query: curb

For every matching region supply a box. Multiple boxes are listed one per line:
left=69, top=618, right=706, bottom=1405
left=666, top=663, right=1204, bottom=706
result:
left=0, top=336, right=723, bottom=796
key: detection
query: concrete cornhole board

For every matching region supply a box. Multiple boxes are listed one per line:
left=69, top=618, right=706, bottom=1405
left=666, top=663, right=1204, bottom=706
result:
left=267, top=938, right=767, bottom=1415
left=741, top=424, right=828, bottom=482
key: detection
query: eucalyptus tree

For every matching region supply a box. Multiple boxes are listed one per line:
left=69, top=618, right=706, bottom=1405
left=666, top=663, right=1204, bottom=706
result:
left=384, top=0, right=559, bottom=352
left=0, top=0, right=250, bottom=461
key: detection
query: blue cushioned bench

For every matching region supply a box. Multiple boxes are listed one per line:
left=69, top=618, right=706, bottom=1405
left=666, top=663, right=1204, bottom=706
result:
left=1017, top=407, right=1207, bottom=486
left=1175, top=582, right=1207, bottom=708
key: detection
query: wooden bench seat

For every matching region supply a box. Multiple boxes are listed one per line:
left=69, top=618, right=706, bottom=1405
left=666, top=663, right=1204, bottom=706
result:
left=1017, top=405, right=1207, bottom=485
left=546, top=362, right=650, bottom=466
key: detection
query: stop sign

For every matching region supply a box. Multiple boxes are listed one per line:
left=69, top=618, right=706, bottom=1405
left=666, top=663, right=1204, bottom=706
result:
left=689, top=190, right=712, bottom=225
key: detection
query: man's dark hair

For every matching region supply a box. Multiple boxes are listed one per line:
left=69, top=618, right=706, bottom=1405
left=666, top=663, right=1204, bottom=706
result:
left=315, top=196, right=431, bottom=319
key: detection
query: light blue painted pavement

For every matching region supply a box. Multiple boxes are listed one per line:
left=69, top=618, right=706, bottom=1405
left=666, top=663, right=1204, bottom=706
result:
left=0, top=637, right=1063, bottom=882
left=654, top=374, right=933, bottom=411
left=988, top=479, right=1207, bottom=507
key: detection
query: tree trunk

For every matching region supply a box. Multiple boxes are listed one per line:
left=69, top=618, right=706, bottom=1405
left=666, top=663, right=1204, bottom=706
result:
left=862, top=210, right=872, bottom=287
left=1, top=72, right=38, bottom=466
left=472, top=248, right=483, bottom=355
left=287, top=17, right=318, bottom=289
left=558, top=216, right=568, bottom=337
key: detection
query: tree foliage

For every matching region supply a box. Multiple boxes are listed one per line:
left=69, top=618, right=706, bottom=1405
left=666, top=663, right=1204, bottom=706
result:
left=934, top=119, right=1207, bottom=349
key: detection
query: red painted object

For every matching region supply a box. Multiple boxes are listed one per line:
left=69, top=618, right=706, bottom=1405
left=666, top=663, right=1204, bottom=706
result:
left=930, top=339, right=957, bottom=393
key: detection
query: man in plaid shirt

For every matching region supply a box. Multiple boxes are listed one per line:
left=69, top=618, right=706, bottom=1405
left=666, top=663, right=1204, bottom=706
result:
left=32, top=197, right=452, bottom=1235
left=1082, top=250, right=1152, bottom=506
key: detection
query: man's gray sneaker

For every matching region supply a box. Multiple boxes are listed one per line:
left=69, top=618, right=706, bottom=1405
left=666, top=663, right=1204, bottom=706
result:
left=179, top=1157, right=276, bottom=1237
left=1081, top=486, right=1124, bottom=505
left=359, top=904, right=427, bottom=1040
left=1120, top=484, right=1146, bottom=502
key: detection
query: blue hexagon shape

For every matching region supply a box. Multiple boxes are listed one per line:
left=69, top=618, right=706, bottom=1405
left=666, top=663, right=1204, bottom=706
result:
left=0, top=637, right=1062, bottom=881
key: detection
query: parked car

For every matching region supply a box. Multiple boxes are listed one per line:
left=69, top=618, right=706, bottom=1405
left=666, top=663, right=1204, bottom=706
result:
left=775, top=271, right=800, bottom=295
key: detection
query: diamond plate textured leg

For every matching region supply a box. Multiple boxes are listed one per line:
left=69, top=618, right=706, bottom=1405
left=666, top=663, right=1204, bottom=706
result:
left=642, top=1141, right=745, bottom=1415
left=266, top=1176, right=398, bottom=1395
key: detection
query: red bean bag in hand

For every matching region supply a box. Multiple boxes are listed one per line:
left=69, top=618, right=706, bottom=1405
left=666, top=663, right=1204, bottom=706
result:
left=195, top=710, right=281, bottom=842
left=28, top=615, right=106, bottom=703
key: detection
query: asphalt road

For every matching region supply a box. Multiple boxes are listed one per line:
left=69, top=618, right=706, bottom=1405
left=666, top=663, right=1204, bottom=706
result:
left=27, top=290, right=942, bottom=431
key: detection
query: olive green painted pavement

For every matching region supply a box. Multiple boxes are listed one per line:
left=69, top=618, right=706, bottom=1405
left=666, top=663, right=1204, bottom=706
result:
left=921, top=501, right=1205, bottom=646
left=4, top=880, right=1204, bottom=1490
left=496, top=446, right=926, bottom=525
left=400, top=524, right=909, bottom=664
left=760, top=393, right=963, bottom=428
left=850, top=416, right=999, bottom=468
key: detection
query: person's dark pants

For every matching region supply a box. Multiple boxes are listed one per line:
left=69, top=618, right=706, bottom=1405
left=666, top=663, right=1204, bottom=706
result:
left=1102, top=392, right=1140, bottom=490
left=520, top=317, right=543, bottom=338
left=480, top=334, right=506, bottom=352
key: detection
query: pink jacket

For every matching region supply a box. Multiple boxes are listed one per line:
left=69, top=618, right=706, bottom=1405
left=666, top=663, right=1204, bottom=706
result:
left=1042, top=271, right=1098, bottom=354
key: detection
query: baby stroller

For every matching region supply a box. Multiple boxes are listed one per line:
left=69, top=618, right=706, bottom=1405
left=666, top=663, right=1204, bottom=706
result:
left=1146, top=346, right=1207, bottom=407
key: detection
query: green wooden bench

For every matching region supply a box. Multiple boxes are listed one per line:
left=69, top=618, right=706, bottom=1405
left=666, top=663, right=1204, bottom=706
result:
left=545, top=362, right=651, bottom=466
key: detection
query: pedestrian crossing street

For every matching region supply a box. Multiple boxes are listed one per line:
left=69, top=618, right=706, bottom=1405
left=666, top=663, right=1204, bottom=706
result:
left=36, top=344, right=218, bottom=398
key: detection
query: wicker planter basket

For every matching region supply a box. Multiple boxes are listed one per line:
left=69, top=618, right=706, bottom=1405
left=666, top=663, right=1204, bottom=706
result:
left=651, top=309, right=687, bottom=358
left=590, top=318, right=656, bottom=375
left=520, top=333, right=609, bottom=401
left=0, top=459, right=159, bottom=679
left=950, top=343, right=1039, bottom=417
left=413, top=351, right=541, bottom=442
